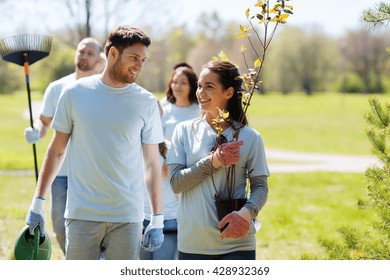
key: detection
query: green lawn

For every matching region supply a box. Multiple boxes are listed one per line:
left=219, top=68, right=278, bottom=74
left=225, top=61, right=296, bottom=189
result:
left=0, top=172, right=373, bottom=260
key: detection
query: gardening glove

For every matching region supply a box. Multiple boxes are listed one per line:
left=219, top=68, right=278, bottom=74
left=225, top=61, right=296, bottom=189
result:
left=218, top=207, right=251, bottom=240
left=215, top=140, right=244, bottom=167
left=26, top=196, right=46, bottom=236
left=24, top=126, right=40, bottom=144
left=142, top=214, right=164, bottom=252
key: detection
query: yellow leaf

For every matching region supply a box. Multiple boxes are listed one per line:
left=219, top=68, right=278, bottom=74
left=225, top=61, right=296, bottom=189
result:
left=240, top=46, right=247, bottom=52
left=245, top=8, right=250, bottom=19
left=222, top=111, right=229, bottom=119
left=254, top=58, right=262, bottom=67
left=279, top=14, right=289, bottom=20
left=254, top=1, right=263, bottom=7
left=286, top=5, right=293, bottom=10
left=239, top=24, right=247, bottom=33
left=258, top=20, right=264, bottom=25
left=236, top=33, right=246, bottom=39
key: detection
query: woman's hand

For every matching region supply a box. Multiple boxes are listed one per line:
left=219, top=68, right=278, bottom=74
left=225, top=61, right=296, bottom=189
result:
left=211, top=140, right=244, bottom=168
left=218, top=210, right=251, bottom=240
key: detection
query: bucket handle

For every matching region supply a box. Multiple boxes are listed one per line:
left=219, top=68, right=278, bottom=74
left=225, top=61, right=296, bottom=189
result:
left=33, top=227, right=40, bottom=260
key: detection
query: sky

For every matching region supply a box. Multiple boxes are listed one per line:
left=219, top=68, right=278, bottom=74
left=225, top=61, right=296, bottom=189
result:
left=0, top=0, right=383, bottom=38
left=174, top=0, right=380, bottom=36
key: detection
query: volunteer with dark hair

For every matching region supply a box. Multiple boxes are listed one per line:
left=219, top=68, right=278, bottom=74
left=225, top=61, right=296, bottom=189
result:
left=25, top=26, right=164, bottom=260
left=167, top=60, right=269, bottom=260
left=141, top=65, right=200, bottom=260
left=23, top=37, right=102, bottom=255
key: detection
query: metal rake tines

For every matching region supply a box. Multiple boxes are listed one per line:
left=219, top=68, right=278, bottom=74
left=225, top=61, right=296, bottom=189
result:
left=0, top=34, right=52, bottom=57
left=0, top=34, right=53, bottom=66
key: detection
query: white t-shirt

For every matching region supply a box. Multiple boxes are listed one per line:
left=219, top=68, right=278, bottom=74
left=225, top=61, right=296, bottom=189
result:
left=40, top=73, right=76, bottom=176
left=52, top=75, right=164, bottom=223
left=167, top=118, right=270, bottom=254
left=144, top=102, right=200, bottom=220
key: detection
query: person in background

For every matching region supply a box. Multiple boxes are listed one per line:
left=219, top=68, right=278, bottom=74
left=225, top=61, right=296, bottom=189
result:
left=167, top=60, right=269, bottom=260
left=160, top=62, right=193, bottom=106
left=140, top=65, right=200, bottom=260
left=23, top=37, right=103, bottom=255
left=25, top=25, right=164, bottom=260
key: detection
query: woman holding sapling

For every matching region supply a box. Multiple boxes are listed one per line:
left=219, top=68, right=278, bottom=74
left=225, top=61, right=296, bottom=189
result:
left=167, top=60, right=269, bottom=260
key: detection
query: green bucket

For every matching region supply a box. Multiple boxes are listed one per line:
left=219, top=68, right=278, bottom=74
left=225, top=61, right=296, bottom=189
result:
left=10, top=226, right=51, bottom=260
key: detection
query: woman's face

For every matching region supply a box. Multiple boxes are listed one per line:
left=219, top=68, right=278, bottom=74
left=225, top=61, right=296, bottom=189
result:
left=171, top=71, right=191, bottom=102
left=196, top=68, right=230, bottom=117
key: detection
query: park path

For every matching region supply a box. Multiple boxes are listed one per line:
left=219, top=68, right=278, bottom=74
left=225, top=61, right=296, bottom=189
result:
left=0, top=102, right=382, bottom=176
left=266, top=149, right=382, bottom=173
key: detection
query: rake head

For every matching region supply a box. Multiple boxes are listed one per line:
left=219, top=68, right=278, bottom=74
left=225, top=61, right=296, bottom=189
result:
left=0, top=34, right=53, bottom=66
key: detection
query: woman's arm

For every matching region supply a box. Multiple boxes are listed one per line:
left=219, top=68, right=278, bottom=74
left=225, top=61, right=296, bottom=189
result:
left=243, top=175, right=269, bottom=220
left=169, top=157, right=217, bottom=194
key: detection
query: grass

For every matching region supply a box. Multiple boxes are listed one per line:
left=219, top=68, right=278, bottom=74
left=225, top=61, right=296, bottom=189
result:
left=257, top=172, right=374, bottom=259
left=0, top=91, right=384, bottom=260
left=0, top=172, right=373, bottom=260
left=247, top=93, right=390, bottom=155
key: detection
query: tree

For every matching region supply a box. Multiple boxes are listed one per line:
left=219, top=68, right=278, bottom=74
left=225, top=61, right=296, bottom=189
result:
left=313, top=3, right=390, bottom=260
left=362, top=2, right=390, bottom=28
left=341, top=29, right=389, bottom=93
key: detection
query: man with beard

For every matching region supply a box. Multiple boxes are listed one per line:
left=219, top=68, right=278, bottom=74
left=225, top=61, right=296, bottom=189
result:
left=25, top=26, right=164, bottom=260
left=24, top=37, right=103, bottom=255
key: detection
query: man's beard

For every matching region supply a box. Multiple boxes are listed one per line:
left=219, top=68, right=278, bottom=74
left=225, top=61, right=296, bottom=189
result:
left=77, top=61, right=92, bottom=72
left=111, top=60, right=136, bottom=84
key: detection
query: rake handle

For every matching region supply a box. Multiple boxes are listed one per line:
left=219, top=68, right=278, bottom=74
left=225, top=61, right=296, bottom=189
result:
left=24, top=53, right=39, bottom=182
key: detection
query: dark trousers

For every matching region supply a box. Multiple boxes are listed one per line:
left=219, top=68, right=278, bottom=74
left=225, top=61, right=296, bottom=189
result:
left=178, top=250, right=255, bottom=260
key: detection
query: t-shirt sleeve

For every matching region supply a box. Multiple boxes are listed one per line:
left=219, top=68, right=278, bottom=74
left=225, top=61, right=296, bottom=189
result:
left=246, top=130, right=270, bottom=177
left=141, top=98, right=164, bottom=144
left=40, top=82, right=59, bottom=118
left=52, top=89, right=73, bottom=134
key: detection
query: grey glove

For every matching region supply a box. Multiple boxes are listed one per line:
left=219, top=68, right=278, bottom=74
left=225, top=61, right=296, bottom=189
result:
left=26, top=196, right=46, bottom=236
left=142, top=214, right=164, bottom=252
left=24, top=126, right=40, bottom=144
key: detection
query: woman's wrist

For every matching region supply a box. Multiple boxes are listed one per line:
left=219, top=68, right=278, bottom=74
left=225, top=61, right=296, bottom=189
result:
left=208, top=153, right=221, bottom=169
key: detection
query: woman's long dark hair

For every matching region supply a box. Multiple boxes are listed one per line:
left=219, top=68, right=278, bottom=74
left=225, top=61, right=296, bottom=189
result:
left=202, top=60, right=247, bottom=125
left=165, top=66, right=198, bottom=105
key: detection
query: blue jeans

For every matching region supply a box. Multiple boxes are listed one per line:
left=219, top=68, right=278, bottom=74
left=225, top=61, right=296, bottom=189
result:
left=50, top=176, right=67, bottom=255
left=139, top=218, right=178, bottom=260
left=178, top=250, right=256, bottom=260
left=65, top=219, right=142, bottom=260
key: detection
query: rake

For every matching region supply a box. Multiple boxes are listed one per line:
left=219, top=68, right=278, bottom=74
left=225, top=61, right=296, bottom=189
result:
left=0, top=34, right=53, bottom=182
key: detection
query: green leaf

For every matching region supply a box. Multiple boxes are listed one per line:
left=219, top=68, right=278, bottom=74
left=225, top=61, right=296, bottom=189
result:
left=256, top=14, right=264, bottom=20
left=284, top=8, right=294, bottom=14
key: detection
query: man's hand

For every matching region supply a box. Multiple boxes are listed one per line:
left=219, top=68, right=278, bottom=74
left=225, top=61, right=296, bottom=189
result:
left=26, top=196, right=46, bottom=236
left=142, top=214, right=164, bottom=252
left=24, top=126, right=40, bottom=144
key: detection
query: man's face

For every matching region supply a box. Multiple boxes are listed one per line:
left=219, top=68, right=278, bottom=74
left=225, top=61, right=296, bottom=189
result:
left=110, top=43, right=147, bottom=84
left=75, top=42, right=100, bottom=72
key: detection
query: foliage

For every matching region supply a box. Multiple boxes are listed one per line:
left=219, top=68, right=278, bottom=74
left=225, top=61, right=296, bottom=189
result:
left=0, top=63, right=23, bottom=94
left=211, top=0, right=294, bottom=200
left=362, top=2, right=390, bottom=28
left=316, top=96, right=390, bottom=260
